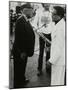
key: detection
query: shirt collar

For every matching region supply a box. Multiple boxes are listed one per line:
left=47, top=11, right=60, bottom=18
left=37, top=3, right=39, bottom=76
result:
left=22, top=14, right=29, bottom=22
left=56, top=18, right=64, bottom=26
left=22, top=13, right=33, bottom=23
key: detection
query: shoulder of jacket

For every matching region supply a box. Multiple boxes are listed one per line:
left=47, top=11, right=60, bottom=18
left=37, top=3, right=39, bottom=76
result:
left=16, top=16, right=26, bottom=24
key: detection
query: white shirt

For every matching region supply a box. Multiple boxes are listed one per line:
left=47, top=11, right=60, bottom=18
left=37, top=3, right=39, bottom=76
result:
left=32, top=8, right=53, bottom=34
left=37, top=21, right=55, bottom=34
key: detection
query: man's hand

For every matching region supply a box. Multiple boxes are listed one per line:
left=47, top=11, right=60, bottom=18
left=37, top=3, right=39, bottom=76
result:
left=46, top=60, right=52, bottom=69
left=46, top=60, right=52, bottom=73
left=20, top=52, right=27, bottom=60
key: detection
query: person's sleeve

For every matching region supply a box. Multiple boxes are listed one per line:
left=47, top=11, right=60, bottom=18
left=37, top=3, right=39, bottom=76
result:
left=49, top=32, right=61, bottom=64
left=49, top=45, right=61, bottom=64
left=37, top=22, right=55, bottom=34
left=15, top=19, right=27, bottom=52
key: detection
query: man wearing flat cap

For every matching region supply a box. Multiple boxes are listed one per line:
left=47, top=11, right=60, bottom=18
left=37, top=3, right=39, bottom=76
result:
left=12, top=3, right=35, bottom=88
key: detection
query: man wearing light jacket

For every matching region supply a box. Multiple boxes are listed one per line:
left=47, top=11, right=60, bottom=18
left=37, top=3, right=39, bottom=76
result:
left=37, top=5, right=65, bottom=85
left=46, top=6, right=65, bottom=85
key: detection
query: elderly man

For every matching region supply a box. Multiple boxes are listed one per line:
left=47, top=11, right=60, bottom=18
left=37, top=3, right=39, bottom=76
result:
left=12, top=3, right=35, bottom=88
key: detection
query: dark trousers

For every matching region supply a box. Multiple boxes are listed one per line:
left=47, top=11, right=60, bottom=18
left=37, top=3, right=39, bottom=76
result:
left=38, top=33, right=51, bottom=71
left=13, top=51, right=28, bottom=88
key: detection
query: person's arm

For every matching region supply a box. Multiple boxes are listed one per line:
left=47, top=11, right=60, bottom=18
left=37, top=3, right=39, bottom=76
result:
left=49, top=46, right=60, bottom=65
left=48, top=30, right=61, bottom=64
left=37, top=22, right=55, bottom=34
left=15, top=18, right=27, bottom=52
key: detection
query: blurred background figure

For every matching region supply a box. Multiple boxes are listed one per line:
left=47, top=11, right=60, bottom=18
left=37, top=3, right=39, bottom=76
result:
left=10, top=9, right=14, bottom=36
left=32, top=3, right=52, bottom=76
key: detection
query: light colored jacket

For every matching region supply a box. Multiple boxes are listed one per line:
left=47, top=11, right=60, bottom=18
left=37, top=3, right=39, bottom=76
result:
left=49, top=18, right=65, bottom=66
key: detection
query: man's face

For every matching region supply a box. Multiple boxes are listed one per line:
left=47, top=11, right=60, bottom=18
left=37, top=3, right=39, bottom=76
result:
left=23, top=8, right=34, bottom=18
left=52, top=8, right=60, bottom=22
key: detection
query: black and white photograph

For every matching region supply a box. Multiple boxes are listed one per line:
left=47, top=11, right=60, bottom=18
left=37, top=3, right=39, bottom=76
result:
left=9, top=1, right=66, bottom=89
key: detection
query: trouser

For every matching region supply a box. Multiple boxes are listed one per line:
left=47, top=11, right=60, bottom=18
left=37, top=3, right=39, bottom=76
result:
left=51, top=65, right=65, bottom=86
left=13, top=51, right=28, bottom=88
left=38, top=33, right=51, bottom=71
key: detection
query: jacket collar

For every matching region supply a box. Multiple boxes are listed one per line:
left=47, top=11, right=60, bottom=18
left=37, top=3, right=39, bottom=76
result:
left=22, top=14, right=29, bottom=22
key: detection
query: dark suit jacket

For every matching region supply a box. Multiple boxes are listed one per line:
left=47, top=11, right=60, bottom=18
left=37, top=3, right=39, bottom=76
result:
left=13, top=16, right=35, bottom=57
